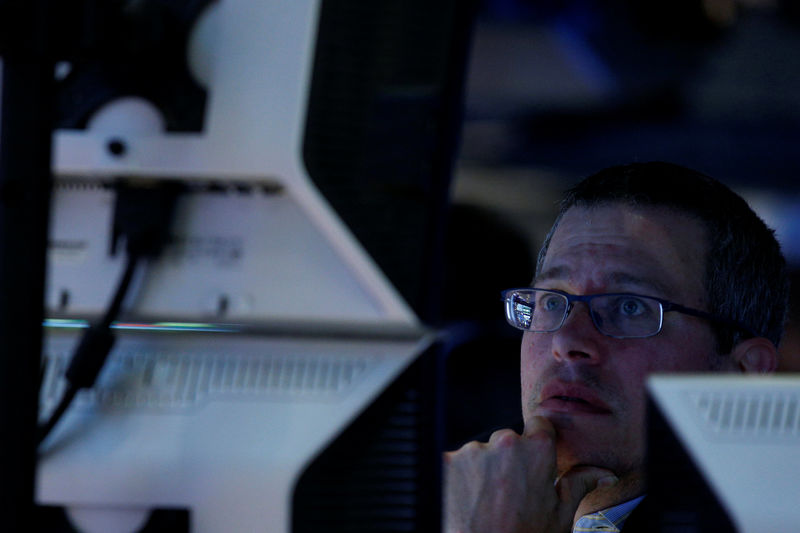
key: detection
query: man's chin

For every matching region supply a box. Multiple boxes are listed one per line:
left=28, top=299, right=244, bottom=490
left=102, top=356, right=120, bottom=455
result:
left=554, top=439, right=644, bottom=492
left=535, top=408, right=613, bottom=434
left=544, top=417, right=625, bottom=475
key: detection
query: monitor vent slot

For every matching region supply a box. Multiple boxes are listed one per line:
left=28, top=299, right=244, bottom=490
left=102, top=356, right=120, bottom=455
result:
left=40, top=349, right=370, bottom=415
left=691, top=390, right=800, bottom=439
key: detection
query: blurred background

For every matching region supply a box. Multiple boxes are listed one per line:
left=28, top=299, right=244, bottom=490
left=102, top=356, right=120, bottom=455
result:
left=456, top=0, right=800, bottom=248
left=444, top=0, right=800, bottom=447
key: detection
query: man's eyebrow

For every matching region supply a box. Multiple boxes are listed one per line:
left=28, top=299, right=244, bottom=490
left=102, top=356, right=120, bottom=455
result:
left=533, top=265, right=569, bottom=285
left=608, top=272, right=672, bottom=297
left=533, top=267, right=672, bottom=296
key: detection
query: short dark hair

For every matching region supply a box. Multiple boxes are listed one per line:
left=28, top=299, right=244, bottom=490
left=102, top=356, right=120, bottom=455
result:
left=536, top=161, right=789, bottom=353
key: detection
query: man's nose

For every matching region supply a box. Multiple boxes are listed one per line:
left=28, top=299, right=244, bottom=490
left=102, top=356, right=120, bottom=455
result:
left=551, top=302, right=603, bottom=363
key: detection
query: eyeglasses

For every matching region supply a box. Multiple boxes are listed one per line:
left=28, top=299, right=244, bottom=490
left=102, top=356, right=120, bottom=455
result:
left=501, top=288, right=758, bottom=339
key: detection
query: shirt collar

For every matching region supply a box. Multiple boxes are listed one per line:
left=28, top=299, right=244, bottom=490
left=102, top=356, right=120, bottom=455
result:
left=572, top=495, right=646, bottom=533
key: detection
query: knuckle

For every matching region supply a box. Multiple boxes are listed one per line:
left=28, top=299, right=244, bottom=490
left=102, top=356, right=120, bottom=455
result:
left=457, top=440, right=483, bottom=454
left=488, top=428, right=519, bottom=448
left=523, top=416, right=556, bottom=443
left=462, top=440, right=481, bottom=451
left=525, top=428, right=555, bottom=446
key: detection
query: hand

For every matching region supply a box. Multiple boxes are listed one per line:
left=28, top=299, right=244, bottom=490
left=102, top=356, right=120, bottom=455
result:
left=443, top=416, right=617, bottom=533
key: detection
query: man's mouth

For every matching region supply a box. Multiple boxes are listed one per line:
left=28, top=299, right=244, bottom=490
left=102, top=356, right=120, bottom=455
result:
left=555, top=395, right=590, bottom=404
left=538, top=383, right=612, bottom=415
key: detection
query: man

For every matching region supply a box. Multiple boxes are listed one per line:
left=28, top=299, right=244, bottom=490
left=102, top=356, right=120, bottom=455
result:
left=444, top=162, right=788, bottom=533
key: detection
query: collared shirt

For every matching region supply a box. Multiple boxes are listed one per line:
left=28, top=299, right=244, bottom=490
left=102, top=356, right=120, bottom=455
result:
left=572, top=496, right=646, bottom=533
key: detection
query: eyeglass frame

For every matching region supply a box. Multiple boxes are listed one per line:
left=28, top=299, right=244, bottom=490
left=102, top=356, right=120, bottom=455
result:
left=501, top=287, right=761, bottom=340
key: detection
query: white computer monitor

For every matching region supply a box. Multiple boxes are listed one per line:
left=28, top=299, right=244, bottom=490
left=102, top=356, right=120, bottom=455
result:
left=646, top=374, right=800, bottom=533
left=35, top=0, right=470, bottom=530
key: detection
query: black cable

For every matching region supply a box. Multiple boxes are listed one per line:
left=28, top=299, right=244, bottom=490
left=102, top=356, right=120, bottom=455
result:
left=37, top=254, right=142, bottom=446
left=37, top=179, right=183, bottom=448
left=99, top=252, right=140, bottom=330
left=35, top=381, right=78, bottom=448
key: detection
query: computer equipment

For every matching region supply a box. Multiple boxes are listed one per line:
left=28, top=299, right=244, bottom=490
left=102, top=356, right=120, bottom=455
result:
left=29, top=0, right=473, bottom=531
left=646, top=374, right=800, bottom=533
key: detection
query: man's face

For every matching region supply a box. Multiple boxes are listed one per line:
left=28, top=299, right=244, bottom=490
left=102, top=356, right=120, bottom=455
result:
left=521, top=203, right=729, bottom=481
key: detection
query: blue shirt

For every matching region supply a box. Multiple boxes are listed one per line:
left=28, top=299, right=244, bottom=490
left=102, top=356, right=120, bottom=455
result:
left=572, top=496, right=646, bottom=533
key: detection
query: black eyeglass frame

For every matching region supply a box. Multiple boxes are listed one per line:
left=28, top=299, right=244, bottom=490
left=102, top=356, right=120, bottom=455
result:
left=501, top=287, right=761, bottom=340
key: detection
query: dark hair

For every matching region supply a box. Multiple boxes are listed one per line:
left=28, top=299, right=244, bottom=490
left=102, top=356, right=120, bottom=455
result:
left=536, top=161, right=789, bottom=353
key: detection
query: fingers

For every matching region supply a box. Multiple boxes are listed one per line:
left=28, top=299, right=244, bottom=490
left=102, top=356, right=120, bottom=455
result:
left=444, top=428, right=549, bottom=532
left=555, top=465, right=618, bottom=519
left=487, top=427, right=521, bottom=446
left=521, top=416, right=559, bottom=485
left=444, top=419, right=618, bottom=533
left=522, top=415, right=557, bottom=440
left=443, top=421, right=566, bottom=533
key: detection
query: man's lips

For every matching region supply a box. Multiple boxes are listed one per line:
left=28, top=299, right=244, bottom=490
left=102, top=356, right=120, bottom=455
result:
left=537, top=382, right=612, bottom=415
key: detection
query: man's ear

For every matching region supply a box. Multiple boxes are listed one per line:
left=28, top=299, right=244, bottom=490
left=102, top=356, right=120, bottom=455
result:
left=730, top=337, right=778, bottom=374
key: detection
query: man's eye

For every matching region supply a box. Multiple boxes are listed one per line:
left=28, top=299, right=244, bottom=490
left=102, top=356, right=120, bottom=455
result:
left=616, top=297, right=649, bottom=317
left=539, top=295, right=565, bottom=312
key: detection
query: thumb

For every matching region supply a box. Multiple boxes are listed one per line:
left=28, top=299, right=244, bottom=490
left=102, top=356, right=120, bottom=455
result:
left=555, top=466, right=618, bottom=510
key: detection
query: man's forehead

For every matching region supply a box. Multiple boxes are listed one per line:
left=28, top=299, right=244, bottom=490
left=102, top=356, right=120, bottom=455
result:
left=549, top=203, right=708, bottom=246
left=538, top=203, right=708, bottom=300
